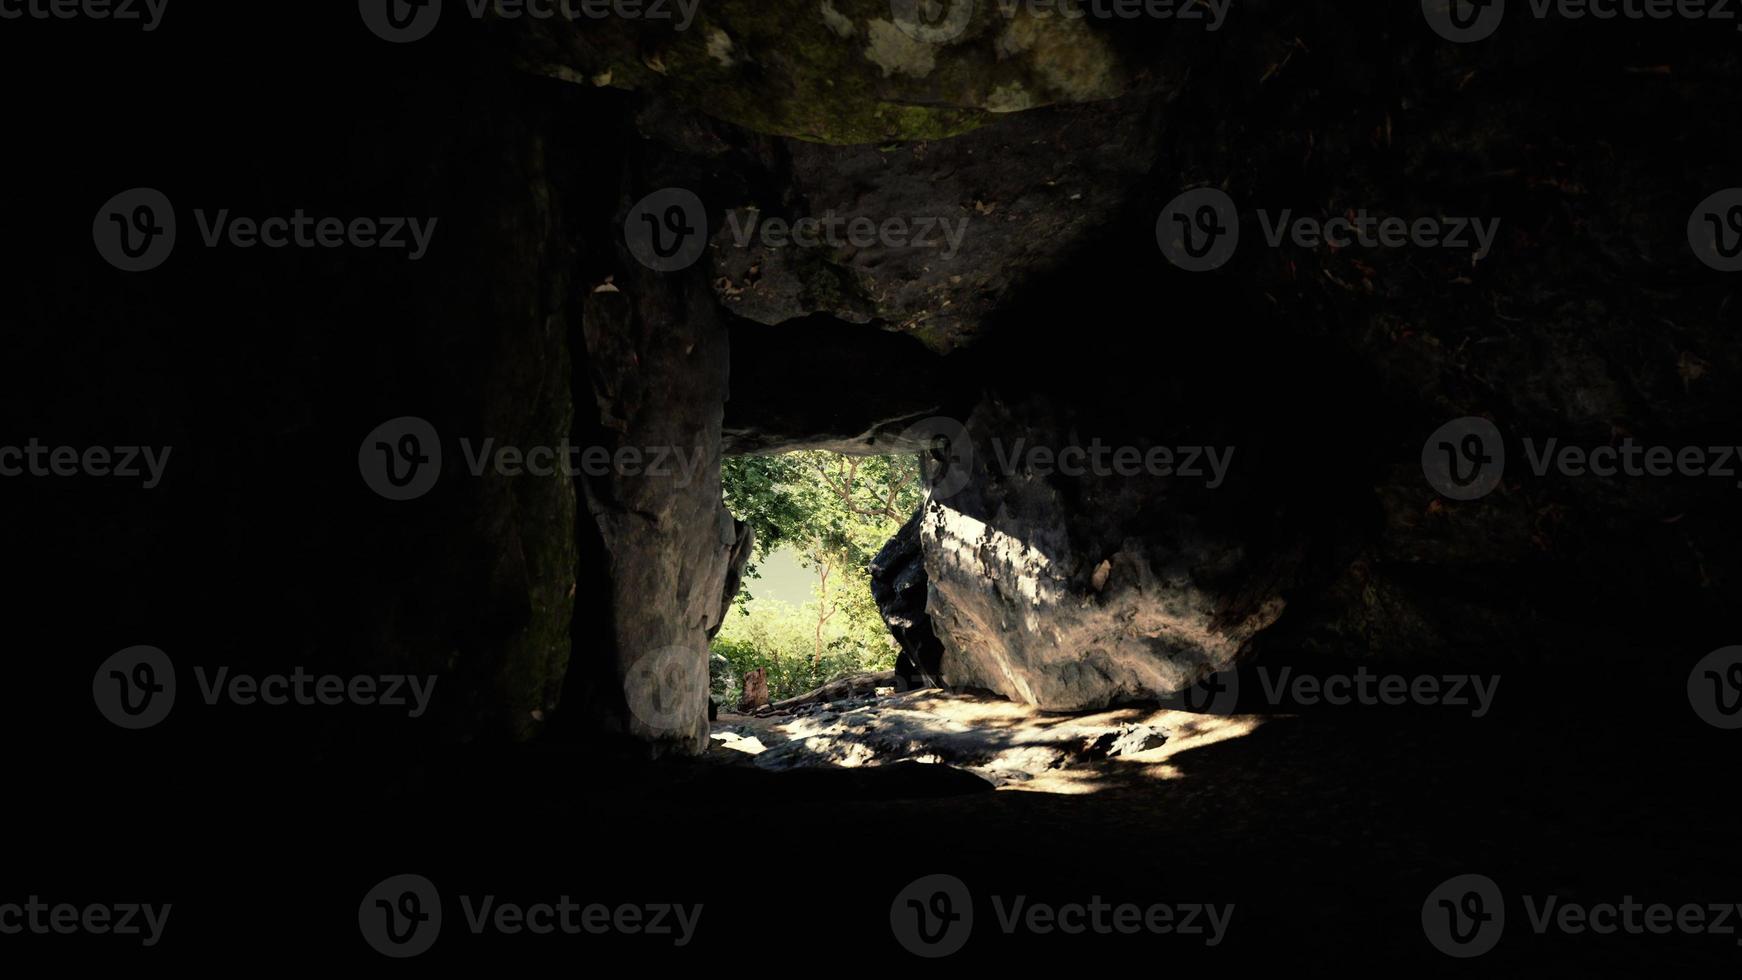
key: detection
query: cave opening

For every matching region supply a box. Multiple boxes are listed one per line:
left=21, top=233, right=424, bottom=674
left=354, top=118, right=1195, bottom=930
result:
left=708, top=449, right=922, bottom=716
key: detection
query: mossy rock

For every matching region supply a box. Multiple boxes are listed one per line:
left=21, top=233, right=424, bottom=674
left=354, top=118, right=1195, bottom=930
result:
left=528, top=0, right=1129, bottom=144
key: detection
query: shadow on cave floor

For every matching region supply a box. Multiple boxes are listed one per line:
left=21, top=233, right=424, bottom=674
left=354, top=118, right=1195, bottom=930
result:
left=390, top=696, right=1725, bottom=967
left=35, top=676, right=1735, bottom=968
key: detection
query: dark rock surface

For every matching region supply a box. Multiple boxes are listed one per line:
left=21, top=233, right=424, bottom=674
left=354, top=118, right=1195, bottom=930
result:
left=13, top=4, right=1742, bottom=757
left=722, top=316, right=954, bottom=455
left=868, top=509, right=947, bottom=688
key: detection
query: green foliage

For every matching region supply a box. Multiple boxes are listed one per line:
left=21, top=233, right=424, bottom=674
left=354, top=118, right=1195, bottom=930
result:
left=712, top=451, right=923, bottom=703
left=722, top=452, right=922, bottom=570
left=711, top=581, right=902, bottom=703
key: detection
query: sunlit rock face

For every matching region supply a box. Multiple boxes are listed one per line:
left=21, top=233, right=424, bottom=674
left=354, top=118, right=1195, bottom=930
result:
left=915, top=396, right=1295, bottom=710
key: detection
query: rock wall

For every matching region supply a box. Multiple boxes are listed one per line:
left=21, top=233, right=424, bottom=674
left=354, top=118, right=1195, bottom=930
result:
left=24, top=4, right=1742, bottom=760
left=560, top=269, right=741, bottom=756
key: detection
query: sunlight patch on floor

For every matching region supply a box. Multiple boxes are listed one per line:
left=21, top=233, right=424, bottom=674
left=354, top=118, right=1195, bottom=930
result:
left=713, top=687, right=1270, bottom=794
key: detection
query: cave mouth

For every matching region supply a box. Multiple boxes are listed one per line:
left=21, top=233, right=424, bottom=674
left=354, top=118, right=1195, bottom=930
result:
left=709, top=449, right=922, bottom=714
left=699, top=446, right=1268, bottom=790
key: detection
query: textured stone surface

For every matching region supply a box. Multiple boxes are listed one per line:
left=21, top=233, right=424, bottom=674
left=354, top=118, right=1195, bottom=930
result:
left=868, top=509, right=946, bottom=687
left=561, top=272, right=739, bottom=756
left=706, top=92, right=1167, bottom=348
left=914, top=390, right=1294, bottom=710
left=24, top=2, right=1742, bottom=763
left=514, top=0, right=1138, bottom=144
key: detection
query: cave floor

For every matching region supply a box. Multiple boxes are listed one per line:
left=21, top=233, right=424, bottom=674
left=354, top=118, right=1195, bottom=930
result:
left=48, top=685, right=1736, bottom=969
left=708, top=688, right=1263, bottom=793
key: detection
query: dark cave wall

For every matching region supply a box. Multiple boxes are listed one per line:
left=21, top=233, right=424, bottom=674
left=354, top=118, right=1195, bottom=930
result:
left=686, top=3, right=1742, bottom=710
left=8, top=25, right=597, bottom=752
left=12, top=4, right=1742, bottom=761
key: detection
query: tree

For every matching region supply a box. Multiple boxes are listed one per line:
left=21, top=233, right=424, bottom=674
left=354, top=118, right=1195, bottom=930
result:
left=713, top=451, right=925, bottom=702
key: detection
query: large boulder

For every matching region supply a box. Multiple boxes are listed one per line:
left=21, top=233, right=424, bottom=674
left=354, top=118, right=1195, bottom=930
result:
left=913, top=388, right=1299, bottom=709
